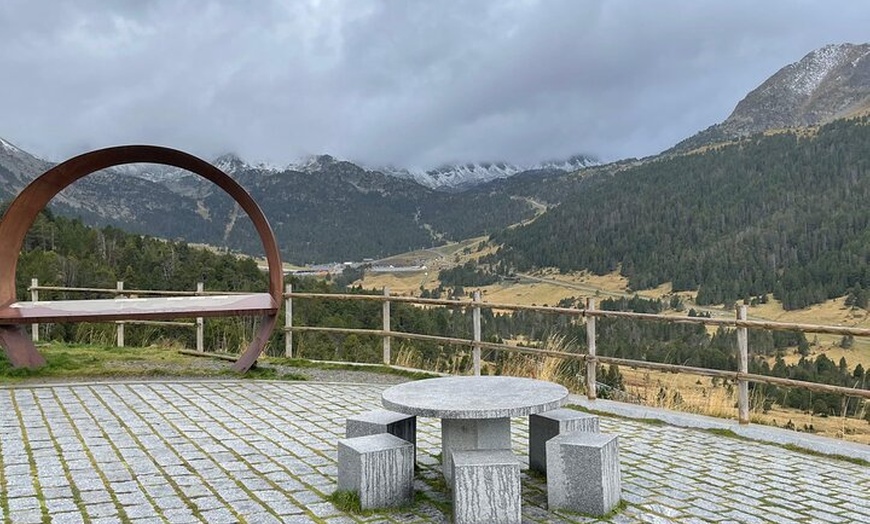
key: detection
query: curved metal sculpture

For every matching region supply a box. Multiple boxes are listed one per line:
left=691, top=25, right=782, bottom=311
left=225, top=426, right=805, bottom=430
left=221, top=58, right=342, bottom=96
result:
left=0, top=145, right=283, bottom=372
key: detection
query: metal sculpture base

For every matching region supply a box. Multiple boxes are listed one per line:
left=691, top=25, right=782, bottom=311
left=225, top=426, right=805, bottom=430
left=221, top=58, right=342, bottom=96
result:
left=0, top=325, right=46, bottom=368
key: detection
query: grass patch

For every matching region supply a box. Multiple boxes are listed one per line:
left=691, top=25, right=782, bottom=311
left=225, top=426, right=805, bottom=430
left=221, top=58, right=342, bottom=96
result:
left=227, top=366, right=309, bottom=382
left=779, top=443, right=869, bottom=467
left=554, top=498, right=628, bottom=520
left=416, top=490, right=452, bottom=515
left=327, top=489, right=417, bottom=516
left=0, top=342, right=286, bottom=383
left=703, top=428, right=749, bottom=440
left=327, top=490, right=365, bottom=514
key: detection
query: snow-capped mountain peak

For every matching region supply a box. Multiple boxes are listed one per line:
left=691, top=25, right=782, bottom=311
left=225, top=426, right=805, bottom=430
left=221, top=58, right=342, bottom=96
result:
left=786, top=43, right=852, bottom=97
left=0, top=137, right=23, bottom=154
left=287, top=154, right=340, bottom=173
left=375, top=154, right=598, bottom=189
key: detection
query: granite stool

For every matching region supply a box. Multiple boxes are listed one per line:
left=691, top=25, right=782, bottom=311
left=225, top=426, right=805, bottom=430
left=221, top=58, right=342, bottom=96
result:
left=452, top=449, right=521, bottom=524
left=346, top=409, right=416, bottom=448
left=546, top=432, right=621, bottom=516
left=529, top=408, right=599, bottom=473
left=337, top=433, right=414, bottom=510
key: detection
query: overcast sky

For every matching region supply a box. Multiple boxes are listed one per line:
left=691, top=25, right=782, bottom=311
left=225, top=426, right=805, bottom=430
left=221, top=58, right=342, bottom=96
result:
left=1, top=1, right=868, bottom=170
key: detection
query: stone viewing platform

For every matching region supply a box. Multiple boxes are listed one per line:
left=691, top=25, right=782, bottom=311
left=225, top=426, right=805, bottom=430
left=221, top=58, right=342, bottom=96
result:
left=1, top=380, right=868, bottom=523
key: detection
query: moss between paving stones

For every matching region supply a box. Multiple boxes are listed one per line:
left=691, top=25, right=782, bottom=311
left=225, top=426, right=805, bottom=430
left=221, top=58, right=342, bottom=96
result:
left=327, top=489, right=425, bottom=516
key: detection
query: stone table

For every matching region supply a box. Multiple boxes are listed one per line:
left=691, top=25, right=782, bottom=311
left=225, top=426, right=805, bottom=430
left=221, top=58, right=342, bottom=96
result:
left=382, top=376, right=569, bottom=481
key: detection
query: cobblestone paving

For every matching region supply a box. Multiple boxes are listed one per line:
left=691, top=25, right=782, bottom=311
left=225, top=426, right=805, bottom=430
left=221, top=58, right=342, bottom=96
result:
left=1, top=381, right=868, bottom=523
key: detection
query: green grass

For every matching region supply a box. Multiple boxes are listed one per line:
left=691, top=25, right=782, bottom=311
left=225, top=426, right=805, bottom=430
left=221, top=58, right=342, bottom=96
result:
left=779, top=443, right=869, bottom=467
left=0, top=342, right=312, bottom=382
left=326, top=489, right=421, bottom=516
left=0, top=343, right=445, bottom=384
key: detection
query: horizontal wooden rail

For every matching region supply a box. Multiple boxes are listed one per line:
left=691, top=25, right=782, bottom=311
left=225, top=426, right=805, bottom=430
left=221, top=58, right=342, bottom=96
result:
left=116, top=320, right=196, bottom=328
left=286, top=291, right=870, bottom=337
left=30, top=285, right=247, bottom=297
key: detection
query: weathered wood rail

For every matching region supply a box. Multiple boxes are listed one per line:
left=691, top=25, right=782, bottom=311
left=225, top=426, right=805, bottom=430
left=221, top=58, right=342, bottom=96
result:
left=283, top=286, right=870, bottom=424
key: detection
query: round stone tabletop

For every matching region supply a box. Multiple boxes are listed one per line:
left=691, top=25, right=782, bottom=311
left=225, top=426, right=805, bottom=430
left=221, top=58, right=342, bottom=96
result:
left=381, top=376, right=569, bottom=419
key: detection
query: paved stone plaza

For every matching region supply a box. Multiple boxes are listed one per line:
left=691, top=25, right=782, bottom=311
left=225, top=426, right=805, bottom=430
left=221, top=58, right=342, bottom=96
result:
left=1, top=380, right=868, bottom=523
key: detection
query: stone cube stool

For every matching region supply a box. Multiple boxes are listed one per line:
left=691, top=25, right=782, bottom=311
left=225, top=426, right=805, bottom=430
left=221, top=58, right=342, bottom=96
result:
left=337, top=433, right=414, bottom=510
left=346, top=409, right=416, bottom=449
left=452, top=449, right=521, bottom=524
left=529, top=408, right=599, bottom=473
left=546, top=432, right=621, bottom=516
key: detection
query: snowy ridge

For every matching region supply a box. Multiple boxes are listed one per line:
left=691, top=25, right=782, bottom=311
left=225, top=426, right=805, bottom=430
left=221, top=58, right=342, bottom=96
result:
left=287, top=154, right=341, bottom=173
left=713, top=42, right=870, bottom=141
left=786, top=44, right=850, bottom=96
left=375, top=154, right=598, bottom=189
left=0, top=137, right=22, bottom=154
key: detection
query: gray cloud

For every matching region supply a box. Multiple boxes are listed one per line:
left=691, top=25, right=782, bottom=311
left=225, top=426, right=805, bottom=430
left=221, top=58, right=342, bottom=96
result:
left=2, top=0, right=869, bottom=169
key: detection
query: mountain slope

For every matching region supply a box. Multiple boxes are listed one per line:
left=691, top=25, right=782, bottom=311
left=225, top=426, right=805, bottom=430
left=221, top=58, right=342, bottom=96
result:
left=492, top=117, right=870, bottom=310
left=675, top=43, right=870, bottom=152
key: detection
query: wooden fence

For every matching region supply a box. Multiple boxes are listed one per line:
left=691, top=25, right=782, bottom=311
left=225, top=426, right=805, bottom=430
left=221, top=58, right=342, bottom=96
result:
left=25, top=280, right=870, bottom=425
left=283, top=285, right=870, bottom=424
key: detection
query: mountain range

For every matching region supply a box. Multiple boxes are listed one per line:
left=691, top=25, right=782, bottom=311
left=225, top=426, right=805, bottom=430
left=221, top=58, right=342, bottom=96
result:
left=2, top=136, right=590, bottom=263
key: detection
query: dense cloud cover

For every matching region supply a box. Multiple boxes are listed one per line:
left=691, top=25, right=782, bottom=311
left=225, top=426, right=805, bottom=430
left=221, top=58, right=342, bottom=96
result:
left=1, top=0, right=868, bottom=168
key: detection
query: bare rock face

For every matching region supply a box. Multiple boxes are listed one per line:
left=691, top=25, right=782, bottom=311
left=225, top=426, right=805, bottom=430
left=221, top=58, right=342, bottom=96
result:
left=723, top=43, right=870, bottom=136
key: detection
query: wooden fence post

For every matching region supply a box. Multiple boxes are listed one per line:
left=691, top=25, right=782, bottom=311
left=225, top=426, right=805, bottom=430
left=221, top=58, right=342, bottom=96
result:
left=292, top=284, right=293, bottom=358
left=30, top=278, right=39, bottom=343
left=196, top=282, right=204, bottom=352
left=116, top=281, right=125, bottom=347
left=473, top=290, right=481, bottom=376
left=383, top=287, right=391, bottom=365
left=586, top=297, right=597, bottom=400
left=737, top=304, right=749, bottom=424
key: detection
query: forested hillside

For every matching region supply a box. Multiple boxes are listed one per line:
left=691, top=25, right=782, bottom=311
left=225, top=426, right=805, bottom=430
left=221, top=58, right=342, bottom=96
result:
left=492, top=117, right=870, bottom=310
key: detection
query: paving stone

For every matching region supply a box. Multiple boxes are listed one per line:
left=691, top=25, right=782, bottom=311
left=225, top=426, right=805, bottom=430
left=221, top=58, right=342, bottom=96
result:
left=7, top=496, right=42, bottom=513
left=46, top=512, right=87, bottom=524
left=85, top=501, right=119, bottom=518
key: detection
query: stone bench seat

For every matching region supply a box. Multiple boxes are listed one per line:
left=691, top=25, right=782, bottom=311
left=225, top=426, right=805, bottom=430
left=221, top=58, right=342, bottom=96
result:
left=547, top=431, right=621, bottom=516
left=529, top=408, right=599, bottom=473
left=0, top=294, right=277, bottom=324
left=452, top=449, right=521, bottom=524
left=346, top=409, right=416, bottom=461
left=337, top=433, right=414, bottom=510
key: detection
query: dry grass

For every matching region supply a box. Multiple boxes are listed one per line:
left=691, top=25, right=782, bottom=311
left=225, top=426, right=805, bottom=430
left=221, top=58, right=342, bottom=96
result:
left=497, top=335, right=583, bottom=391
left=477, top=281, right=578, bottom=306
left=617, top=367, right=870, bottom=444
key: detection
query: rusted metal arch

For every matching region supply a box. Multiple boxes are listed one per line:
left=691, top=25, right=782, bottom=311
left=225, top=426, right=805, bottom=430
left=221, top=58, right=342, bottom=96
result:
left=0, top=145, right=283, bottom=372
